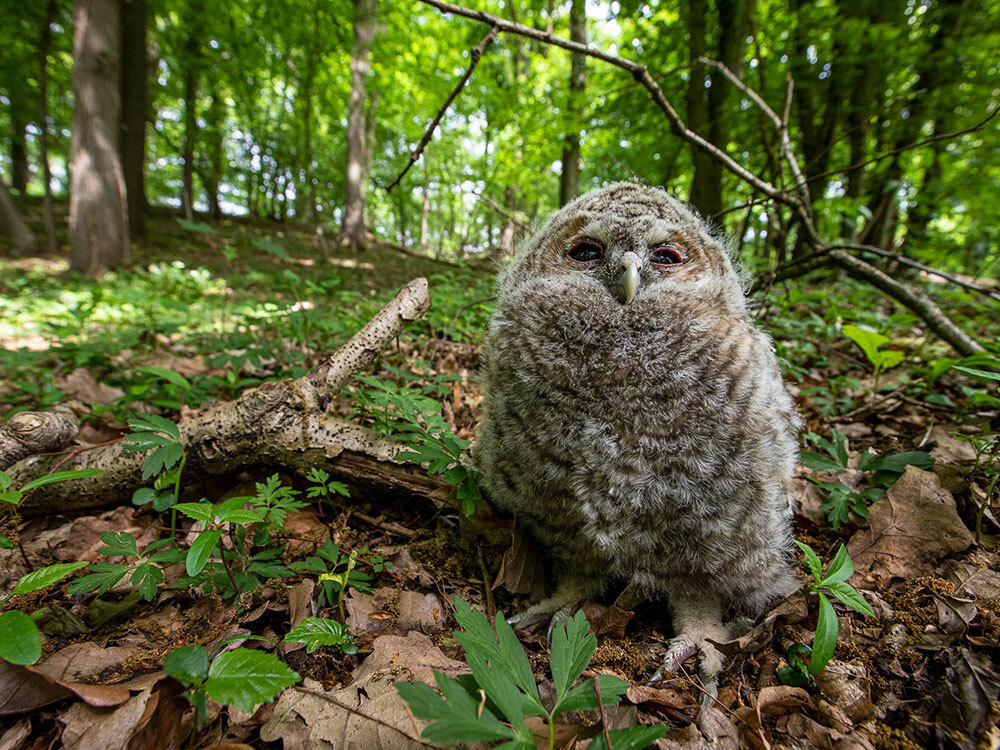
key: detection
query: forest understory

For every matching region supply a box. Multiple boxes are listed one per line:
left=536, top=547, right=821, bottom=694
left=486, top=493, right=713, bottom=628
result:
left=0, top=204, right=998, bottom=750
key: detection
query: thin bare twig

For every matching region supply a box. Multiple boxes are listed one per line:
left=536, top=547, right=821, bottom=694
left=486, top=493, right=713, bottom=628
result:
left=474, top=192, right=529, bottom=231
left=385, top=26, right=499, bottom=193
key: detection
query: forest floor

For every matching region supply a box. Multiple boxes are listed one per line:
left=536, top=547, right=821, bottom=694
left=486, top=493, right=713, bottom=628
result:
left=1, top=207, right=999, bottom=750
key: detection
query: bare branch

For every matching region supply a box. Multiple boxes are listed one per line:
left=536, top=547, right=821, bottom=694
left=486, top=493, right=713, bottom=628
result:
left=830, top=250, right=984, bottom=357
left=385, top=26, right=498, bottom=193
left=830, top=243, right=1000, bottom=305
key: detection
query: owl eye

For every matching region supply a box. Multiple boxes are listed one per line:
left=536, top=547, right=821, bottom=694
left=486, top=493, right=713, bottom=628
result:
left=567, top=241, right=604, bottom=264
left=651, top=246, right=683, bottom=266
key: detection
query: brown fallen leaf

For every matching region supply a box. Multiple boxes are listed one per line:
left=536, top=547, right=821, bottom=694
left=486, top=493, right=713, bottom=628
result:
left=59, top=683, right=162, bottom=750
left=259, top=631, right=468, bottom=748
left=847, top=466, right=974, bottom=583
left=29, top=643, right=162, bottom=708
left=493, top=523, right=546, bottom=601
left=0, top=660, right=73, bottom=718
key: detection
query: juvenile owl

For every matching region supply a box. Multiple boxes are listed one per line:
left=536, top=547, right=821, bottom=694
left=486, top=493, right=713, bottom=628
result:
left=476, top=182, right=801, bottom=694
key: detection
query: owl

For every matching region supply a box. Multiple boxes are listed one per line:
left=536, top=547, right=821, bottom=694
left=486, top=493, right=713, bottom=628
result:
left=475, top=182, right=802, bottom=695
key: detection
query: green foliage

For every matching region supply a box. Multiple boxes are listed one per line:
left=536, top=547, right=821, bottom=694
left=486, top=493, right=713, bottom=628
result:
left=304, top=468, right=350, bottom=502
left=0, top=468, right=103, bottom=506
left=842, top=325, right=904, bottom=374
left=396, top=598, right=665, bottom=749
left=67, top=533, right=184, bottom=601
left=290, top=539, right=390, bottom=616
left=0, top=561, right=90, bottom=666
left=782, top=542, right=874, bottom=686
left=163, top=644, right=299, bottom=722
left=284, top=617, right=358, bottom=654
left=349, top=373, right=483, bottom=515
left=800, top=430, right=934, bottom=528
left=122, top=414, right=184, bottom=481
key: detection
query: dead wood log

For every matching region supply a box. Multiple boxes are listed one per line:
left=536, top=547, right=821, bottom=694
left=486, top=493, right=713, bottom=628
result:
left=10, top=278, right=446, bottom=516
left=0, top=408, right=79, bottom=470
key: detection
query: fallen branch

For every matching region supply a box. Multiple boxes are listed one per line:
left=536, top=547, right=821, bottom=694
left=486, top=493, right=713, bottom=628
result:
left=9, top=279, right=445, bottom=516
left=0, top=407, right=79, bottom=470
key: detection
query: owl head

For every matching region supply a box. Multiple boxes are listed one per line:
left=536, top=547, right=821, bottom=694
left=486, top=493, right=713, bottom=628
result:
left=498, top=183, right=747, bottom=315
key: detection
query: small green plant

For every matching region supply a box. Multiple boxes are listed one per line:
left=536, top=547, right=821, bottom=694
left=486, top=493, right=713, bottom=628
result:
left=397, top=598, right=667, bottom=750
left=780, top=542, right=874, bottom=688
left=67, top=532, right=186, bottom=601
left=163, top=644, right=299, bottom=725
left=954, top=425, right=999, bottom=544
left=249, top=474, right=309, bottom=530
left=0, top=562, right=90, bottom=664
left=0, top=468, right=103, bottom=552
left=800, top=429, right=934, bottom=527
left=350, top=374, right=484, bottom=515
left=842, top=324, right=904, bottom=399
left=122, top=414, right=186, bottom=537
left=305, top=467, right=351, bottom=505
left=291, top=540, right=390, bottom=617
left=284, top=617, right=358, bottom=654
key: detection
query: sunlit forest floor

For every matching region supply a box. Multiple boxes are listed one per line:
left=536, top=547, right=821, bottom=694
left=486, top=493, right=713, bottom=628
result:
left=1, top=204, right=999, bottom=749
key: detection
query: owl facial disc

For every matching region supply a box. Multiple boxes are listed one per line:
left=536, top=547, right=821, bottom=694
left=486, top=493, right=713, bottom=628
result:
left=619, top=251, right=641, bottom=304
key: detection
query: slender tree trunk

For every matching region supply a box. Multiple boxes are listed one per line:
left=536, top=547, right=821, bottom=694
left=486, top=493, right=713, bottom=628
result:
left=37, top=0, right=59, bottom=252
left=301, top=4, right=321, bottom=224
left=420, top=157, right=430, bottom=250
left=0, top=180, right=36, bottom=256
left=69, top=0, right=129, bottom=274
left=203, top=90, right=224, bottom=219
left=341, top=0, right=376, bottom=250
left=688, top=0, right=747, bottom=219
left=558, top=0, right=586, bottom=206
left=9, top=107, right=29, bottom=194
left=119, top=0, right=147, bottom=240
left=181, top=33, right=198, bottom=220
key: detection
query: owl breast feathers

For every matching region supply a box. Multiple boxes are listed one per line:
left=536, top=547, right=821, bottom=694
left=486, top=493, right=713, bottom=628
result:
left=476, top=182, right=801, bottom=615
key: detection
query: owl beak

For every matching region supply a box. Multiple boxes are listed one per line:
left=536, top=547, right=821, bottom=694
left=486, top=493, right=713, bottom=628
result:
left=618, top=253, right=641, bottom=304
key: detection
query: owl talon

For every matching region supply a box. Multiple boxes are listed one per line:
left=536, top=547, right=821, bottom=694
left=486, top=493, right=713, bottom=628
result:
left=507, top=610, right=549, bottom=629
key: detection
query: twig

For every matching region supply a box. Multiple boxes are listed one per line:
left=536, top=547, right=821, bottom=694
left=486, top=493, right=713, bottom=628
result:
left=829, top=243, right=1000, bottom=304
left=385, top=26, right=498, bottom=193
left=593, top=674, right=614, bottom=750
left=474, top=192, right=529, bottom=231
left=350, top=510, right=415, bottom=538
left=811, top=105, right=1000, bottom=183
left=477, top=543, right=496, bottom=622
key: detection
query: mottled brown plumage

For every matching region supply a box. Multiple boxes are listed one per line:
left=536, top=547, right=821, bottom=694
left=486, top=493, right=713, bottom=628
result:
left=476, top=182, right=801, bottom=692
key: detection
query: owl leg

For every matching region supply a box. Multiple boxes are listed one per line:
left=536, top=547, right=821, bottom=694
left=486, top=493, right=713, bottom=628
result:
left=507, top=573, right=602, bottom=638
left=648, top=591, right=729, bottom=705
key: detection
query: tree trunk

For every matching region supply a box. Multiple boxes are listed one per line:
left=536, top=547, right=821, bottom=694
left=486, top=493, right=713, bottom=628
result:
left=37, top=0, right=60, bottom=252
left=341, top=0, right=376, bottom=250
left=69, top=0, right=130, bottom=275
left=181, top=32, right=198, bottom=221
left=119, top=0, right=147, bottom=240
left=558, top=0, right=586, bottom=206
left=0, top=179, right=36, bottom=256
left=420, top=157, right=430, bottom=250
left=685, top=0, right=711, bottom=215
left=9, top=107, right=29, bottom=194
left=301, top=4, right=321, bottom=224
left=203, top=89, right=225, bottom=219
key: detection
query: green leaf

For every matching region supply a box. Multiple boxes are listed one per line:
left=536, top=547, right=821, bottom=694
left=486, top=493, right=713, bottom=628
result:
left=97, top=531, right=139, bottom=558
left=134, top=366, right=192, bottom=393
left=794, top=541, right=823, bottom=582
left=396, top=675, right=518, bottom=745
left=824, top=581, right=874, bottom=617
left=588, top=725, right=669, bottom=750
left=0, top=610, right=42, bottom=665
left=127, top=414, right=181, bottom=441
left=140, top=443, right=185, bottom=480
left=174, top=502, right=218, bottom=524
left=12, top=562, right=89, bottom=595
left=164, top=644, right=209, bottom=684
left=131, top=563, right=164, bottom=601
left=551, top=610, right=597, bottom=713
left=187, top=530, right=222, bottom=576
left=799, top=451, right=844, bottom=473
left=284, top=618, right=357, bottom=654
left=831, top=430, right=849, bottom=468
left=820, top=544, right=854, bottom=584
left=809, top=592, right=838, bottom=675
left=842, top=324, right=888, bottom=367
left=176, top=218, right=216, bottom=234
left=67, top=563, right=132, bottom=596
left=860, top=451, right=934, bottom=474
left=251, top=236, right=289, bottom=257
left=557, top=674, right=630, bottom=713
left=205, top=648, right=300, bottom=712
left=19, top=469, right=103, bottom=492
left=953, top=366, right=1000, bottom=382
left=0, top=471, right=11, bottom=491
